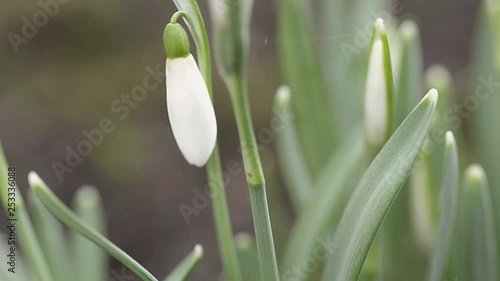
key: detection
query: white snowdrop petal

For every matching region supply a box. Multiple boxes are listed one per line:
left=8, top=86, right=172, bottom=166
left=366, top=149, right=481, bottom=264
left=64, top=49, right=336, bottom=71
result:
left=364, top=39, right=387, bottom=147
left=166, top=54, right=217, bottom=167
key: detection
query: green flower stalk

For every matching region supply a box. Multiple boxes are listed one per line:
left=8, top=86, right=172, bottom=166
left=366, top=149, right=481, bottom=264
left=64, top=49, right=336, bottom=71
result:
left=209, top=0, right=280, bottom=280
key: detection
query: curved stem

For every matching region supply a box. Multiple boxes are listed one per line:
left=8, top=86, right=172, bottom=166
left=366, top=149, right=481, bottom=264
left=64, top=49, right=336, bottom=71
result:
left=170, top=11, right=187, bottom=24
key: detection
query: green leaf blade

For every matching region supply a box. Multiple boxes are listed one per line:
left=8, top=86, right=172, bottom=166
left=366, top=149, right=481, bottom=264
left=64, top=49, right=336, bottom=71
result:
left=273, top=86, right=314, bottom=210
left=71, top=186, right=108, bottom=281
left=425, top=132, right=459, bottom=281
left=322, top=90, right=438, bottom=281
left=278, top=0, right=336, bottom=175
left=455, top=165, right=499, bottom=281
left=281, top=126, right=365, bottom=281
left=29, top=193, right=74, bottom=281
left=163, top=245, right=203, bottom=281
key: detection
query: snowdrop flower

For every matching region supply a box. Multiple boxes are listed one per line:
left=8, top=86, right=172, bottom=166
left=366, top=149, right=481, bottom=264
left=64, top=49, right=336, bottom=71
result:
left=163, top=20, right=217, bottom=167
left=364, top=18, right=393, bottom=151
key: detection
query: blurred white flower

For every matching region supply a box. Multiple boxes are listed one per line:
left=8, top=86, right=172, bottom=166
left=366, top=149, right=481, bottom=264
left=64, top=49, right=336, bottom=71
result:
left=166, top=54, right=217, bottom=167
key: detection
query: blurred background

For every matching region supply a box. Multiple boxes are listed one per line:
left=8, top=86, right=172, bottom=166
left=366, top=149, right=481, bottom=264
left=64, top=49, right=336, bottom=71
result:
left=0, top=0, right=483, bottom=280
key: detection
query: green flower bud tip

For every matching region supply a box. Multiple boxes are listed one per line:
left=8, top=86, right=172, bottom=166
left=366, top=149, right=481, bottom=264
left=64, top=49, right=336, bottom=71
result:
left=163, top=23, right=190, bottom=59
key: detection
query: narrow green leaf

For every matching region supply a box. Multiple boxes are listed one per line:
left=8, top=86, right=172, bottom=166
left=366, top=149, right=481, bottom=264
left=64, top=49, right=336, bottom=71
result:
left=264, top=156, right=293, bottom=258
left=279, top=0, right=336, bottom=176
left=319, top=0, right=353, bottom=135
left=454, top=165, right=499, bottom=281
left=163, top=245, right=203, bottom=281
left=322, top=89, right=438, bottom=281
left=425, top=132, right=459, bottom=281
left=71, top=186, right=108, bottom=281
left=472, top=1, right=500, bottom=255
left=28, top=172, right=158, bottom=281
left=273, top=85, right=313, bottom=210
left=281, top=125, right=365, bottom=281
left=0, top=142, right=54, bottom=281
left=486, top=0, right=500, bottom=72
left=378, top=193, right=409, bottom=281
left=29, top=193, right=74, bottom=281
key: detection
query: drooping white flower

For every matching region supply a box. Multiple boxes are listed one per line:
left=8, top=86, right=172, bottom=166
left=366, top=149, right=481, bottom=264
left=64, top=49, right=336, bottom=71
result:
left=164, top=22, right=217, bottom=167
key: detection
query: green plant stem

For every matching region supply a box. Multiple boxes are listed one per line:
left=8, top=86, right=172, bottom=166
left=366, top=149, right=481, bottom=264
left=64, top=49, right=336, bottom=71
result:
left=206, top=147, right=243, bottom=281
left=209, top=0, right=280, bottom=277
left=171, top=1, right=243, bottom=280
left=228, top=79, right=264, bottom=186
left=227, top=75, right=280, bottom=281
